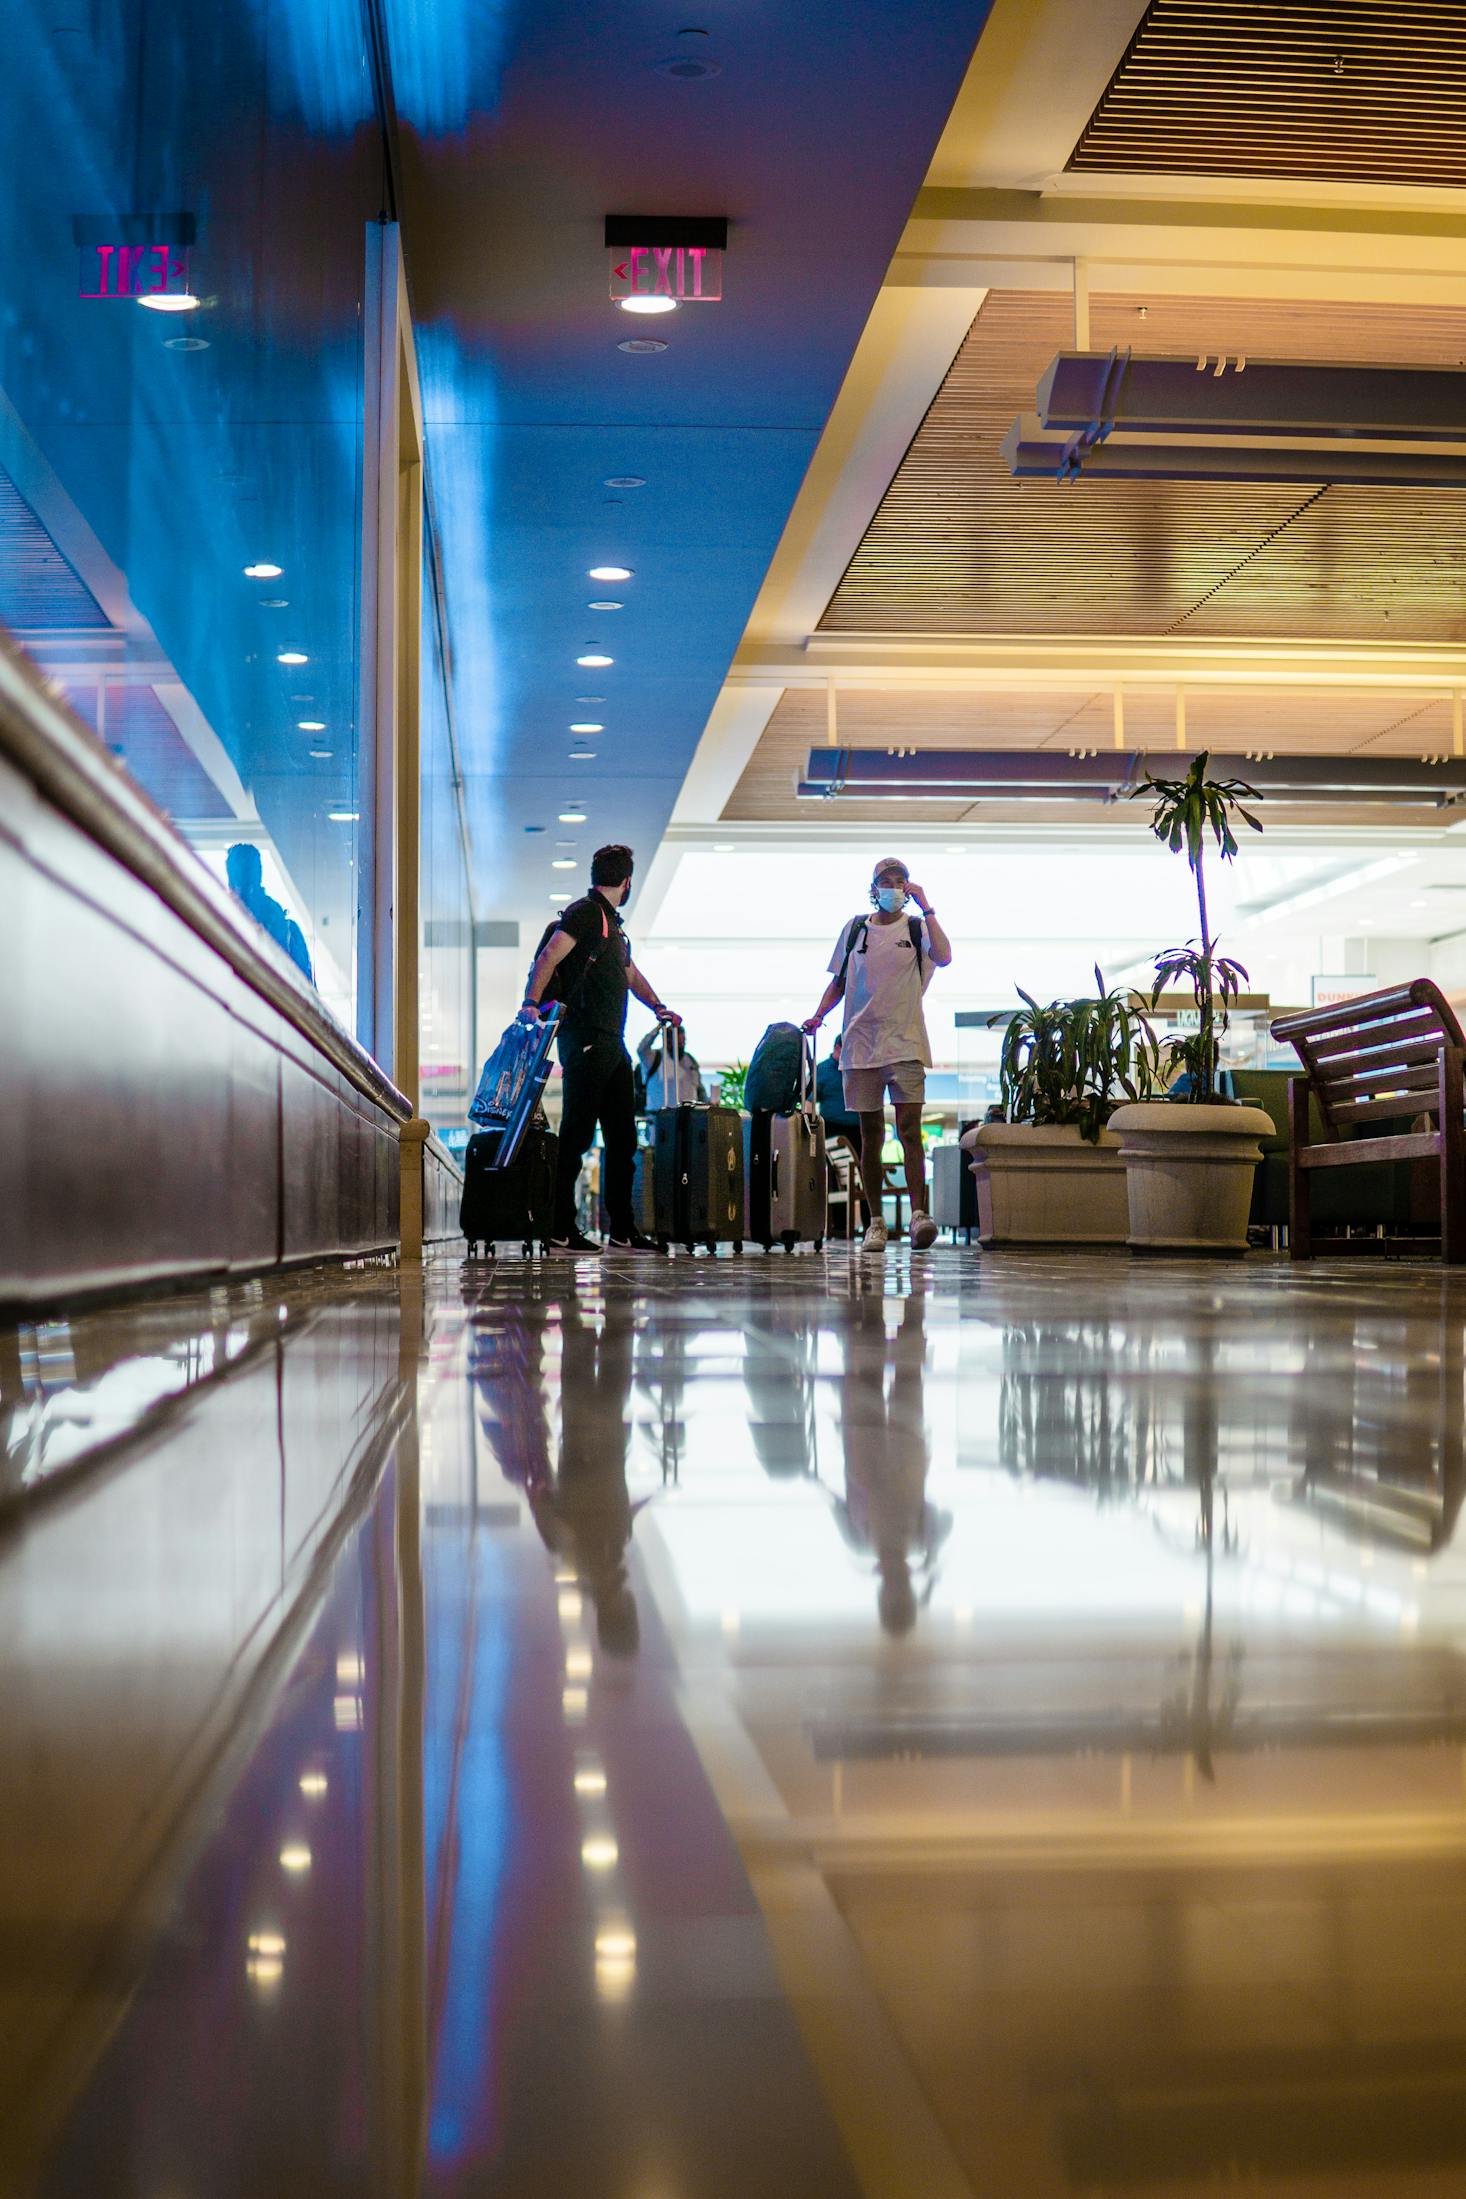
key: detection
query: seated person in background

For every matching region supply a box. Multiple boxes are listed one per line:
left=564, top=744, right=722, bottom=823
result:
left=226, top=842, right=313, bottom=982
left=816, top=1034, right=867, bottom=1225
left=636, top=1027, right=707, bottom=1109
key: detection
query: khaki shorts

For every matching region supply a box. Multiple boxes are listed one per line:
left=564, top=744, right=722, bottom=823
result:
left=841, top=1059, right=926, bottom=1112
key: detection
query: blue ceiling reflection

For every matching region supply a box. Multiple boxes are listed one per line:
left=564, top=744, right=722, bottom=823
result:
left=388, top=0, right=992, bottom=919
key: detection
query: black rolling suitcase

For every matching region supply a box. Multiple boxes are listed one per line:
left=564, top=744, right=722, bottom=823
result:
left=647, top=1029, right=745, bottom=1254
left=745, top=1035, right=827, bottom=1253
left=460, top=1122, right=558, bottom=1256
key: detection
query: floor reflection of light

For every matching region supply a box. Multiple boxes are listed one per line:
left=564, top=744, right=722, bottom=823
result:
left=299, top=1770, right=328, bottom=1798
left=565, top=1648, right=592, bottom=1679
left=582, top=1835, right=618, bottom=1870
left=558, top=1590, right=584, bottom=1621
left=279, top=1843, right=311, bottom=1873
left=248, top=1931, right=286, bottom=1956
left=595, top=1952, right=635, bottom=2002
left=336, top=1652, right=363, bottom=1685
left=574, top=1766, right=607, bottom=1796
left=247, top=1954, right=284, bottom=1989
left=563, top=1686, right=589, bottom=1719
left=333, top=1695, right=361, bottom=1731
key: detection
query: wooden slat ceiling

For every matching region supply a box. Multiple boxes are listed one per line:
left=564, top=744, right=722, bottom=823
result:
left=723, top=688, right=1466, bottom=825
left=819, top=291, right=1466, bottom=643
left=1069, top=0, right=1466, bottom=188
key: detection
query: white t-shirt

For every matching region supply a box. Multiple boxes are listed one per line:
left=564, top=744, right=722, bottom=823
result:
left=828, top=914, right=935, bottom=1069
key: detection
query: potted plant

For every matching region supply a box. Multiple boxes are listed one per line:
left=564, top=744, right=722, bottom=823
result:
left=1108, top=752, right=1276, bottom=1255
left=960, top=971, right=1159, bottom=1246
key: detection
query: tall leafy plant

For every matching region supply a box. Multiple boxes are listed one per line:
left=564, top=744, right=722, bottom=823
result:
left=1131, top=751, right=1263, bottom=1103
left=994, top=969, right=1159, bottom=1144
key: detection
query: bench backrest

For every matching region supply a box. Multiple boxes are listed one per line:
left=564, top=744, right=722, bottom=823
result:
left=1271, top=980, right=1466, bottom=1135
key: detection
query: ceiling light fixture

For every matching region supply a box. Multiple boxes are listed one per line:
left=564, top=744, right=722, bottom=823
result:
left=308, top=748, right=333, bottom=759
left=577, top=654, right=613, bottom=667
left=553, top=858, right=578, bottom=870
left=587, top=600, right=623, bottom=611
left=618, top=337, right=668, bottom=355
left=164, top=334, right=209, bottom=351
left=569, top=722, right=603, bottom=733
left=569, top=751, right=595, bottom=762
left=245, top=563, right=282, bottom=579
left=298, top=719, right=326, bottom=731
left=604, top=476, right=646, bottom=489
left=618, top=294, right=678, bottom=317
left=559, top=809, right=587, bottom=823
left=328, top=809, right=359, bottom=822
left=137, top=290, right=200, bottom=313
left=588, top=566, right=632, bottom=581
left=277, top=650, right=308, bottom=665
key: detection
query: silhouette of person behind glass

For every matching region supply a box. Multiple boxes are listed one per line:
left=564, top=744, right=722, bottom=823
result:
left=226, top=842, right=314, bottom=982
left=832, top=1290, right=950, bottom=1636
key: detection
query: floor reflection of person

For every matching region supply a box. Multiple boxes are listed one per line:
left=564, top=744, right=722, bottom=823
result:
left=832, top=1292, right=950, bottom=1635
left=534, top=1294, right=643, bottom=1657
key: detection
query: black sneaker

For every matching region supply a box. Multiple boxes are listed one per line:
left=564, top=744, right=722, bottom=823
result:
left=604, top=1230, right=663, bottom=1255
left=547, top=1229, right=600, bottom=1254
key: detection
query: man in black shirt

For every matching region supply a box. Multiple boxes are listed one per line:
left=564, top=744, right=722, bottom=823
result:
left=520, top=843, right=680, bottom=1253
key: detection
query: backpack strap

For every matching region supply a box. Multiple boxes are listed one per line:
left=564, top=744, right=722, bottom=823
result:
left=833, top=915, right=869, bottom=998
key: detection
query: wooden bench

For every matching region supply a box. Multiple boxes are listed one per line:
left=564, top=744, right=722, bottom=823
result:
left=1270, top=980, right=1466, bottom=1263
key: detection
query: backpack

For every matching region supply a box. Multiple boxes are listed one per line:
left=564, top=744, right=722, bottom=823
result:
left=530, top=897, right=610, bottom=1007
left=745, top=1022, right=806, bottom=1114
left=834, top=913, right=924, bottom=996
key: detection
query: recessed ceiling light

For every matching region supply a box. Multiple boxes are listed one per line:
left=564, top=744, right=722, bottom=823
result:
left=278, top=650, right=308, bottom=665
left=604, top=476, right=646, bottom=489
left=569, top=750, right=595, bottom=762
left=298, top=719, right=326, bottom=731
left=577, top=654, right=613, bottom=667
left=569, top=722, right=603, bottom=734
left=164, top=334, right=209, bottom=351
left=655, top=53, right=721, bottom=78
left=245, top=563, right=282, bottom=579
left=261, top=598, right=288, bottom=608
left=587, top=600, right=623, bottom=611
left=589, top=566, right=633, bottom=582
left=618, top=337, right=668, bottom=354
left=138, top=290, right=200, bottom=313
left=559, top=809, right=587, bottom=823
left=328, top=809, right=358, bottom=822
left=618, top=294, right=678, bottom=317
left=308, top=749, right=333, bottom=759
left=552, top=858, right=578, bottom=870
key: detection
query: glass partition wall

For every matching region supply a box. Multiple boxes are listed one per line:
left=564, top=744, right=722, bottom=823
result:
left=0, top=1, right=467, bottom=1063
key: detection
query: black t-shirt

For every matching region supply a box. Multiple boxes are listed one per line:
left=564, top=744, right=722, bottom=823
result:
left=555, top=892, right=630, bottom=1037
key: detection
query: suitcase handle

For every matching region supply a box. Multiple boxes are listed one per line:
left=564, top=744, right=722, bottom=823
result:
left=800, top=1030, right=817, bottom=1116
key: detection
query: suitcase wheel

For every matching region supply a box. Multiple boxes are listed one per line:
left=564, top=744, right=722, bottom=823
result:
left=733, top=1239, right=743, bottom=1256
left=782, top=1232, right=797, bottom=1253
left=815, top=1236, right=825, bottom=1251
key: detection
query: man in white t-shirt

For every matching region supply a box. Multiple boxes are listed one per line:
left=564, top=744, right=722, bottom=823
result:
left=803, top=857, right=952, bottom=1254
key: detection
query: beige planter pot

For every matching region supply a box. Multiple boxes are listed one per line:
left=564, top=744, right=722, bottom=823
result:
left=960, top=1122, right=1129, bottom=1246
left=1107, top=1101, right=1275, bottom=1256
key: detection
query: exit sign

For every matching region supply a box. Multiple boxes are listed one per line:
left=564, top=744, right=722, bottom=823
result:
left=605, top=214, right=727, bottom=305
left=79, top=244, right=192, bottom=300
left=610, top=245, right=722, bottom=303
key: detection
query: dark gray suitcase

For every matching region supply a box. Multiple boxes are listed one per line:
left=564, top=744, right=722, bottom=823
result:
left=650, top=1104, right=745, bottom=1252
left=745, top=1037, right=826, bottom=1252
left=933, top=1129, right=980, bottom=1242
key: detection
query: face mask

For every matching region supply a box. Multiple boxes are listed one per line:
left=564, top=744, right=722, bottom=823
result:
left=875, top=885, right=906, bottom=914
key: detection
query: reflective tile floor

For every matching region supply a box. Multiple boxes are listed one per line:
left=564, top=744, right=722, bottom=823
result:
left=6, top=1243, right=1466, bottom=2195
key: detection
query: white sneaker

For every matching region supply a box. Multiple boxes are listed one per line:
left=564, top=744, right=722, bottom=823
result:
left=860, top=1217, right=889, bottom=1255
left=910, top=1210, right=939, bottom=1251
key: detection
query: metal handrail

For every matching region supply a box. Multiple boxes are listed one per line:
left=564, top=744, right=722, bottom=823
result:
left=0, top=631, right=411, bottom=1124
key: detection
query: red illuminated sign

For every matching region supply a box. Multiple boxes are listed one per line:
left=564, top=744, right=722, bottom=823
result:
left=79, top=244, right=192, bottom=300
left=609, top=245, right=723, bottom=303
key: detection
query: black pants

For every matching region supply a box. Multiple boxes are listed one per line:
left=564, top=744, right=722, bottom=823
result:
left=554, top=1029, right=636, bottom=1238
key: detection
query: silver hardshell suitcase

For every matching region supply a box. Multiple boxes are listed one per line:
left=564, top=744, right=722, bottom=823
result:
left=746, top=1036, right=827, bottom=1252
